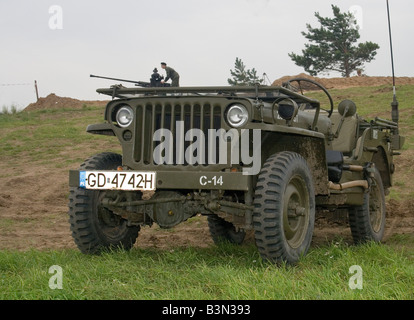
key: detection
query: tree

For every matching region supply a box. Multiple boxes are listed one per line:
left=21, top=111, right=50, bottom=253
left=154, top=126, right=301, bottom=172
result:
left=228, top=57, right=264, bottom=85
left=288, top=5, right=379, bottom=77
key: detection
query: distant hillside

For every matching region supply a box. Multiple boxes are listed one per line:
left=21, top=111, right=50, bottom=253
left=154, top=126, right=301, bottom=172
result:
left=272, top=73, right=414, bottom=89
left=24, top=75, right=414, bottom=111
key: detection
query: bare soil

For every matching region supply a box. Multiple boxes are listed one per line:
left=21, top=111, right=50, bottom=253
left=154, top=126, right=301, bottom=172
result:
left=1, top=77, right=413, bottom=252
left=25, top=93, right=108, bottom=111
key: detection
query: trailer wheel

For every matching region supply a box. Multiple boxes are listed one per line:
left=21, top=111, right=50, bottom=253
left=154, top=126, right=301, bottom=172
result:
left=253, top=152, right=315, bottom=264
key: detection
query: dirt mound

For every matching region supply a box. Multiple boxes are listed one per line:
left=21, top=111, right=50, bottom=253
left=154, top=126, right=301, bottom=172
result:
left=25, top=93, right=108, bottom=111
left=272, top=73, right=414, bottom=89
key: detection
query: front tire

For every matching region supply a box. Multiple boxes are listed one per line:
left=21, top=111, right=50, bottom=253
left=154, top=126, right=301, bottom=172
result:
left=68, top=152, right=140, bottom=254
left=253, top=152, right=315, bottom=264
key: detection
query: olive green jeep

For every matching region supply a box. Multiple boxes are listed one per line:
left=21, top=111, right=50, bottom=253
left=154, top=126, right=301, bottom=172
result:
left=68, top=78, right=404, bottom=264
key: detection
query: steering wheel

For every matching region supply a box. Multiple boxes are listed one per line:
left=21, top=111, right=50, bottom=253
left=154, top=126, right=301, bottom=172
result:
left=284, top=78, right=334, bottom=117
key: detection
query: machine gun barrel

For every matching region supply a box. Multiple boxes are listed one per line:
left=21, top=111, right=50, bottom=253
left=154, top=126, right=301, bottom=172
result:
left=90, top=74, right=139, bottom=84
left=90, top=74, right=151, bottom=87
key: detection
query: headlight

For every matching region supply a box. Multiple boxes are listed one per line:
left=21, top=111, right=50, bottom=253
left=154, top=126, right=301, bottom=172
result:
left=116, top=105, right=134, bottom=128
left=226, top=104, right=249, bottom=128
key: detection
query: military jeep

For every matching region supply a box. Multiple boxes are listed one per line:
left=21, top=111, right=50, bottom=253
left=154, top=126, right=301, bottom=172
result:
left=68, top=78, right=404, bottom=264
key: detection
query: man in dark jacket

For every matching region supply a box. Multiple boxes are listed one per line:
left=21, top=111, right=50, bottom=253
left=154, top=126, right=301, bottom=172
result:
left=160, top=62, right=180, bottom=87
left=150, top=68, right=163, bottom=87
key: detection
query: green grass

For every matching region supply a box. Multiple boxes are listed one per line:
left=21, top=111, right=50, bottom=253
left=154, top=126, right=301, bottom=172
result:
left=0, top=238, right=413, bottom=300
left=306, top=84, right=414, bottom=117
left=0, top=105, right=120, bottom=168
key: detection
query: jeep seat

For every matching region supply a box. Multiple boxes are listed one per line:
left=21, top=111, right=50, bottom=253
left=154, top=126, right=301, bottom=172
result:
left=330, top=111, right=359, bottom=155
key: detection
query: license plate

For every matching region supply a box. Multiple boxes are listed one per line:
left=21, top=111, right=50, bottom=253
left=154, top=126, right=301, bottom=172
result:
left=79, top=171, right=156, bottom=191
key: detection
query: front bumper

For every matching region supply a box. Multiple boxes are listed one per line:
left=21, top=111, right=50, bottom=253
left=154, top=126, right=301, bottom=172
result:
left=69, top=170, right=252, bottom=191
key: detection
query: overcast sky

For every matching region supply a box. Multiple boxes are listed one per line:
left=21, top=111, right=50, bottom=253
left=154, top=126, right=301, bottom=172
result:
left=1, top=0, right=413, bottom=110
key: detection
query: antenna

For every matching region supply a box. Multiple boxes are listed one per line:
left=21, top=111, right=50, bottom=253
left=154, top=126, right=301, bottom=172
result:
left=262, top=73, right=271, bottom=86
left=386, top=0, right=399, bottom=125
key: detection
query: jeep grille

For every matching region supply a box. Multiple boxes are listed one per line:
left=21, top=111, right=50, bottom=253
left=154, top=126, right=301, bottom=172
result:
left=134, top=100, right=224, bottom=167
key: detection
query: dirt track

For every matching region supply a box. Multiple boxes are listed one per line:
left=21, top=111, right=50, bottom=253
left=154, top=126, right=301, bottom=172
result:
left=1, top=75, right=413, bottom=252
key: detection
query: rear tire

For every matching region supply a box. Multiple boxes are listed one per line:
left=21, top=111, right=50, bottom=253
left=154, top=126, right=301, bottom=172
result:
left=207, top=215, right=246, bottom=245
left=348, top=168, right=386, bottom=244
left=253, top=152, right=315, bottom=264
left=68, top=152, right=140, bottom=254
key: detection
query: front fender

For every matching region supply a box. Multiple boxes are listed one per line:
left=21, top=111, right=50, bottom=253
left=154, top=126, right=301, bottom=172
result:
left=86, top=123, right=115, bottom=136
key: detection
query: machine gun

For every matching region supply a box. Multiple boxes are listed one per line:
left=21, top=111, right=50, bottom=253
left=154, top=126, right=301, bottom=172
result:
left=90, top=74, right=170, bottom=87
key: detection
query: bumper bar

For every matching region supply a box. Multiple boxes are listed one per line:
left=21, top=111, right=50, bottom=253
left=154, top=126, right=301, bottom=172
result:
left=69, top=170, right=252, bottom=191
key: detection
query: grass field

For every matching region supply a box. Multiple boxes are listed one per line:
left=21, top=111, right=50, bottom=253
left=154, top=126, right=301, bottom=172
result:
left=0, top=84, right=413, bottom=300
left=1, top=239, right=413, bottom=300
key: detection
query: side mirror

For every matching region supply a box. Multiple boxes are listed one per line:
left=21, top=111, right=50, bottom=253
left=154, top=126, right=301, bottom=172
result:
left=334, top=100, right=357, bottom=138
left=338, top=100, right=357, bottom=118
